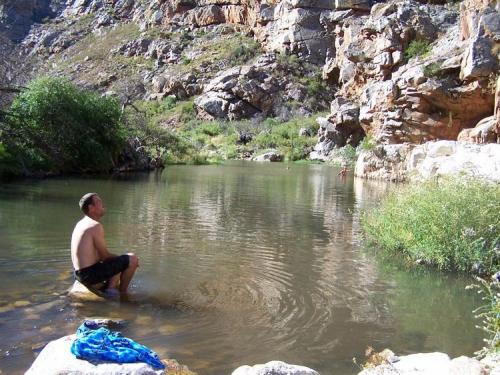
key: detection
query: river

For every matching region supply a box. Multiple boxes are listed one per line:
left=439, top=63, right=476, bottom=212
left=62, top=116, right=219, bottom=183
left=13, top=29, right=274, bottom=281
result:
left=0, top=162, right=482, bottom=374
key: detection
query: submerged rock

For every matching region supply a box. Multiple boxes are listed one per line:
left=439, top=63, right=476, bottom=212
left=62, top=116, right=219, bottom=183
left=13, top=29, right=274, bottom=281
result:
left=232, top=360, right=319, bottom=375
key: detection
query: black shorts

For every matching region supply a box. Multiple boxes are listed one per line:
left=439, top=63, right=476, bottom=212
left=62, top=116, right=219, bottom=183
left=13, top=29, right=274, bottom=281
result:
left=74, top=255, right=129, bottom=287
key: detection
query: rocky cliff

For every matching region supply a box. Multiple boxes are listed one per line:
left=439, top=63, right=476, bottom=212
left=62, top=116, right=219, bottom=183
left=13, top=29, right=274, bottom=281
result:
left=1, top=0, right=498, bottom=178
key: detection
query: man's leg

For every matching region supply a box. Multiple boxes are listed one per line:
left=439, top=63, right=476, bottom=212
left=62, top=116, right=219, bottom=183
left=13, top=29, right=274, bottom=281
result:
left=119, top=253, right=139, bottom=294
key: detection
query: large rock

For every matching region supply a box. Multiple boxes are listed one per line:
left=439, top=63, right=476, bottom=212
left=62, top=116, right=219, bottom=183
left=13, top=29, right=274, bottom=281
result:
left=25, top=335, right=167, bottom=375
left=252, top=150, right=283, bottom=162
left=232, top=360, right=319, bottom=375
left=355, top=140, right=500, bottom=182
left=316, top=0, right=498, bottom=147
left=194, top=63, right=282, bottom=120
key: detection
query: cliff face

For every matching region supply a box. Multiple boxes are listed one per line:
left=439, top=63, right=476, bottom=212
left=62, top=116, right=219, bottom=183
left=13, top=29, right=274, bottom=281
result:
left=1, top=0, right=498, bottom=160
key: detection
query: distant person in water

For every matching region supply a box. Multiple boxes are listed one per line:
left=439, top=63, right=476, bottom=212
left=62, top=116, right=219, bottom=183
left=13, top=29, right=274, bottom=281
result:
left=71, top=193, right=138, bottom=296
left=338, top=166, right=349, bottom=178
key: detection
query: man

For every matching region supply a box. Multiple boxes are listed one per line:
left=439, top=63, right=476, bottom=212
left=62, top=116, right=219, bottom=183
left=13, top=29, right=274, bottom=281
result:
left=71, top=193, right=138, bottom=296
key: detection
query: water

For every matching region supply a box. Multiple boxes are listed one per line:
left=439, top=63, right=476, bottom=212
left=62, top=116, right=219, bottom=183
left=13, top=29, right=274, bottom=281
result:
left=0, top=162, right=483, bottom=374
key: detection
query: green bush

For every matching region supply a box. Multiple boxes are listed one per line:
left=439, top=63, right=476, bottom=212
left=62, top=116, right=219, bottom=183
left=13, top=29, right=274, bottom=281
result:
left=362, top=178, right=500, bottom=274
left=423, top=61, right=444, bottom=78
left=359, top=135, right=376, bottom=151
left=0, top=77, right=125, bottom=176
left=339, top=144, right=357, bottom=164
left=405, top=39, right=432, bottom=59
left=229, top=40, right=261, bottom=64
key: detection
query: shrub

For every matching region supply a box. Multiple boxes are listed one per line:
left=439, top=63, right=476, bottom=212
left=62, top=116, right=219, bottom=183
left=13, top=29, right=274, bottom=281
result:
left=405, top=39, right=432, bottom=59
left=359, top=135, right=376, bottom=151
left=468, top=277, right=500, bottom=357
left=339, top=144, right=357, bottom=164
left=229, top=40, right=261, bottom=64
left=362, top=178, right=500, bottom=273
left=423, top=61, right=444, bottom=78
left=1, top=77, right=125, bottom=175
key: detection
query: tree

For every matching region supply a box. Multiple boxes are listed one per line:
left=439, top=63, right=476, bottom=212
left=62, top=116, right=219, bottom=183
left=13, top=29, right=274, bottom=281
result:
left=0, top=77, right=125, bottom=177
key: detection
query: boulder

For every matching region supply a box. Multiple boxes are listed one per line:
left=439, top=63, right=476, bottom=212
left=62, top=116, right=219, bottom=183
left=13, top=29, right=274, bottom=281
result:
left=355, top=140, right=500, bottom=182
left=194, top=64, right=281, bottom=120
left=68, top=280, right=106, bottom=302
left=25, top=335, right=167, bottom=375
left=232, top=360, right=319, bottom=375
left=252, top=150, right=283, bottom=162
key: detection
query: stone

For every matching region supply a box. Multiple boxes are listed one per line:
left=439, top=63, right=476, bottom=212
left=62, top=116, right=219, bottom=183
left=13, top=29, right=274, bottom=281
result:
left=355, top=140, right=500, bottom=182
left=25, top=335, right=167, bottom=374
left=232, top=360, right=319, bottom=375
left=68, top=280, right=105, bottom=302
left=252, top=151, right=283, bottom=162
left=450, top=356, right=488, bottom=375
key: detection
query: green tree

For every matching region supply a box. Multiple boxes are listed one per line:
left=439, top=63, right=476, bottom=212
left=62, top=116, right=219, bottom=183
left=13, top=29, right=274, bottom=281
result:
left=0, top=77, right=125, bottom=176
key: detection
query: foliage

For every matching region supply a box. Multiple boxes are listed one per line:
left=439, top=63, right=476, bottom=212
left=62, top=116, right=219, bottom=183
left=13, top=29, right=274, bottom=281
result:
left=251, top=116, right=320, bottom=161
left=359, top=135, right=376, bottom=151
left=362, top=177, right=500, bottom=274
left=405, top=39, right=432, bottom=60
left=423, top=61, right=444, bottom=78
left=339, top=144, right=357, bottom=164
left=228, top=40, right=262, bottom=64
left=0, top=77, right=125, bottom=176
left=468, top=277, right=500, bottom=357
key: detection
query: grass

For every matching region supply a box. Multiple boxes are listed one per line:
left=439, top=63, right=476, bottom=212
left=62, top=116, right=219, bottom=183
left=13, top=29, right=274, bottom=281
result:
left=362, top=177, right=500, bottom=274
left=468, top=277, right=500, bottom=358
left=175, top=32, right=261, bottom=76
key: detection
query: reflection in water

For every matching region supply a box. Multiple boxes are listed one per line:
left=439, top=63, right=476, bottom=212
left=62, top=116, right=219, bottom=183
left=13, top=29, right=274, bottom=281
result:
left=0, top=162, right=482, bottom=374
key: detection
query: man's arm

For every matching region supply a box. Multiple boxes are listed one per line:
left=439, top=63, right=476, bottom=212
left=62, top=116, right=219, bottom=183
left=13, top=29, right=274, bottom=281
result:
left=93, top=224, right=118, bottom=260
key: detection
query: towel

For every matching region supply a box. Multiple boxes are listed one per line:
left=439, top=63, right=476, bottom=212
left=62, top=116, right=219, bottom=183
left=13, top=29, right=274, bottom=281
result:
left=70, top=321, right=165, bottom=369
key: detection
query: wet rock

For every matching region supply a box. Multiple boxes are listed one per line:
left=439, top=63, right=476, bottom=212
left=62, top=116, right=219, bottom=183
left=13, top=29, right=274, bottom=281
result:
left=68, top=280, right=105, bottom=302
left=232, top=360, right=319, bottom=375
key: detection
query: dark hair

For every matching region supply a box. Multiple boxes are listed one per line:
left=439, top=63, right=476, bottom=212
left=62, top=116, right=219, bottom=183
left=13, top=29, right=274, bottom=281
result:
left=79, top=193, right=98, bottom=214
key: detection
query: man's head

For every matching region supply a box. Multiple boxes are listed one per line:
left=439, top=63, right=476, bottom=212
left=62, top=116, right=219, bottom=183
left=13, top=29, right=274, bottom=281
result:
left=79, top=193, right=104, bottom=218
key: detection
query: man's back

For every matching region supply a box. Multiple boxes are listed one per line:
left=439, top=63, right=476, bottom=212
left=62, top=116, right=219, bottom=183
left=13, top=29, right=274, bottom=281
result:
left=71, top=216, right=100, bottom=270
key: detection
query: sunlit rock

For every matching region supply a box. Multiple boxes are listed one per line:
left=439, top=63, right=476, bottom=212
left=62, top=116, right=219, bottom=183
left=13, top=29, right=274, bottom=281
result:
left=358, top=352, right=490, bottom=375
left=252, top=150, right=283, bottom=161
left=355, top=140, right=500, bottom=182
left=25, top=335, right=167, bottom=375
left=232, top=360, right=319, bottom=375
left=68, top=280, right=105, bottom=302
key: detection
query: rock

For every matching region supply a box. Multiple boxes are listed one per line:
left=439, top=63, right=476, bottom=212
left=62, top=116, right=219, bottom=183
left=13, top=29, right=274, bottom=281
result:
left=232, top=360, right=319, bottom=375
left=25, top=335, right=167, bottom=374
left=252, top=150, right=283, bottom=162
left=355, top=140, right=500, bottom=182
left=359, top=352, right=490, bottom=375
left=68, top=280, right=105, bottom=302
left=195, top=64, right=281, bottom=120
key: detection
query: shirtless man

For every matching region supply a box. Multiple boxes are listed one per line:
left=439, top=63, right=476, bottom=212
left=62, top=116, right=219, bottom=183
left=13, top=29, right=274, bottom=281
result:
left=71, top=193, right=138, bottom=295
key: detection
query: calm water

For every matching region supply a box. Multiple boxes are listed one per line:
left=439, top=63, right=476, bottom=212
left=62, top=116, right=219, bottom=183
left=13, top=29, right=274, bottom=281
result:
left=0, top=162, right=483, bottom=374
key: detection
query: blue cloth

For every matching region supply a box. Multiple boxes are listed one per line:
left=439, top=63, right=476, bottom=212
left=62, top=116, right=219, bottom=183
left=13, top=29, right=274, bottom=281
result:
left=70, top=321, right=165, bottom=369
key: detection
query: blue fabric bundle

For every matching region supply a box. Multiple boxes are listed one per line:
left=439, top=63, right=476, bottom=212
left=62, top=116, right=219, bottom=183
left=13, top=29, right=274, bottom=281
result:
left=70, top=321, right=165, bottom=369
